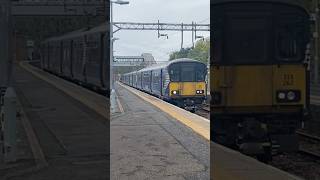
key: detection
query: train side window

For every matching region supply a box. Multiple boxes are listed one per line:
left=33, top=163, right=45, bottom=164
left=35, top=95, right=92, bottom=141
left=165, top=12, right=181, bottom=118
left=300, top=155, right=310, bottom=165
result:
left=275, top=14, right=307, bottom=62
left=276, top=29, right=300, bottom=61
left=195, top=64, right=206, bottom=82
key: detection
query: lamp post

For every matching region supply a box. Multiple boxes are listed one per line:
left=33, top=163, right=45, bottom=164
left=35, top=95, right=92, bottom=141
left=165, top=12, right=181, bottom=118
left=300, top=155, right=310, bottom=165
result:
left=110, top=0, right=129, bottom=113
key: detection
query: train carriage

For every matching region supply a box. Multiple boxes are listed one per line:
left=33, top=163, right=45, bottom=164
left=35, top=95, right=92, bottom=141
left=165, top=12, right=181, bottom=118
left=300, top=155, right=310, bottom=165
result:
left=122, top=58, right=207, bottom=111
left=40, top=24, right=109, bottom=94
left=211, top=0, right=310, bottom=160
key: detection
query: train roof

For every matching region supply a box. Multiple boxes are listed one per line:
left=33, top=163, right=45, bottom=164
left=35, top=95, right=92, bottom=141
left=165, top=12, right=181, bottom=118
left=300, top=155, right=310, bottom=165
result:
left=43, top=23, right=107, bottom=43
left=140, top=58, right=205, bottom=72
left=124, top=58, right=206, bottom=75
left=211, top=0, right=309, bottom=12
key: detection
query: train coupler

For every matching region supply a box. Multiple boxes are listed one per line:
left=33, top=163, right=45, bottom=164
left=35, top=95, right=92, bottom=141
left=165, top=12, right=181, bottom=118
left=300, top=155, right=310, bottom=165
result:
left=184, top=105, right=197, bottom=112
left=182, top=99, right=197, bottom=112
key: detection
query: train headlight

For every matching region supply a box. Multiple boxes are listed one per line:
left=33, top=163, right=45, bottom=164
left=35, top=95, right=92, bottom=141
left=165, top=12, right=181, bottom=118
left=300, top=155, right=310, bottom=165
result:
left=172, top=90, right=179, bottom=95
left=196, top=90, right=204, bottom=94
left=277, top=92, right=286, bottom=100
left=276, top=90, right=300, bottom=102
left=287, top=91, right=296, bottom=101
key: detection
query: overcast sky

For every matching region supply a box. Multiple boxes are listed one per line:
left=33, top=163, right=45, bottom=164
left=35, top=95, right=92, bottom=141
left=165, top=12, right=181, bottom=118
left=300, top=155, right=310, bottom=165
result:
left=112, top=0, right=210, bottom=62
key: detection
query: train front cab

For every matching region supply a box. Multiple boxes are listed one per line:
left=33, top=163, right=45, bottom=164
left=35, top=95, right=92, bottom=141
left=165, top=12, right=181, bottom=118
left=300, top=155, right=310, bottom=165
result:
left=211, top=0, right=310, bottom=159
left=166, top=60, right=207, bottom=111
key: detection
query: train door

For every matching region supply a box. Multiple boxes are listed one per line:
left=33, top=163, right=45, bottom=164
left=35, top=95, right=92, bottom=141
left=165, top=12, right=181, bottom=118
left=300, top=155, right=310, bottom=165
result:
left=60, top=41, right=63, bottom=75
left=82, top=35, right=88, bottom=83
left=133, top=73, right=135, bottom=87
left=180, top=63, right=197, bottom=95
left=140, top=72, right=143, bottom=89
left=135, top=73, right=138, bottom=87
left=225, top=13, right=272, bottom=107
left=160, top=69, right=163, bottom=96
left=47, top=43, right=50, bottom=69
left=70, top=40, right=74, bottom=78
left=100, top=33, right=105, bottom=88
left=150, top=70, right=153, bottom=92
left=131, top=74, right=134, bottom=87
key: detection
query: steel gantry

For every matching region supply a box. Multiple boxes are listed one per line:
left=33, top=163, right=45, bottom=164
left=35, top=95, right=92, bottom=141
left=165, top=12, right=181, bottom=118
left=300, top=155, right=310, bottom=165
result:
left=11, top=0, right=106, bottom=16
left=113, top=21, right=210, bottom=32
left=112, top=20, right=210, bottom=49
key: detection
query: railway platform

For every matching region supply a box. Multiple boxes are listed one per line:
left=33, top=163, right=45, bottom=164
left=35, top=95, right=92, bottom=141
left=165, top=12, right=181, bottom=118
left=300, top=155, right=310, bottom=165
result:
left=111, top=82, right=210, bottom=179
left=115, top=82, right=304, bottom=180
left=0, top=63, right=109, bottom=180
left=0, top=62, right=306, bottom=180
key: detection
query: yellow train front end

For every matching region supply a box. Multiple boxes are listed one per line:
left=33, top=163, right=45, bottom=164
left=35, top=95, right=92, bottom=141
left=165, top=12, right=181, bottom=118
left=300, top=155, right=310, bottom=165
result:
left=169, top=82, right=207, bottom=97
left=166, top=59, right=207, bottom=111
left=212, top=65, right=307, bottom=114
left=211, top=0, right=310, bottom=160
left=169, top=82, right=207, bottom=111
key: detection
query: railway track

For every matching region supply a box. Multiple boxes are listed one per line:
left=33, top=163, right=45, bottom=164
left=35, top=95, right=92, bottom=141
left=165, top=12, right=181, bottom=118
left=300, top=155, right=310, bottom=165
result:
left=195, top=103, right=210, bottom=119
left=296, top=130, right=320, bottom=159
left=269, top=131, right=320, bottom=179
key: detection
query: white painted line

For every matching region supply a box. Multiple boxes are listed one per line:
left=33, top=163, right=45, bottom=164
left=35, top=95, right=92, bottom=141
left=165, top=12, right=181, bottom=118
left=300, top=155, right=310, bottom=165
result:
left=116, top=95, right=124, bottom=113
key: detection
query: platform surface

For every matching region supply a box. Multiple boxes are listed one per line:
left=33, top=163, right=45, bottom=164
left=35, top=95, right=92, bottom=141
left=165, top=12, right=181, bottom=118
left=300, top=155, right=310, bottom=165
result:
left=111, top=83, right=210, bottom=180
left=117, top=82, right=303, bottom=180
left=1, top=64, right=109, bottom=180
left=212, top=143, right=302, bottom=180
left=9, top=62, right=305, bottom=180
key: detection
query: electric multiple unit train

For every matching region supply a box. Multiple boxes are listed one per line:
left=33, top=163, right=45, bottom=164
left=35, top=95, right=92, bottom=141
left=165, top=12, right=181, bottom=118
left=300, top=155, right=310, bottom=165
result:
left=121, top=58, right=207, bottom=111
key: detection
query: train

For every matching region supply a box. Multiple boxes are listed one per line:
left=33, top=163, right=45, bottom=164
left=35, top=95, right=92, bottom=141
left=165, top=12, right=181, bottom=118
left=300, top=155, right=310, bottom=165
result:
left=40, top=24, right=109, bottom=95
left=211, top=0, right=311, bottom=161
left=121, top=58, right=207, bottom=111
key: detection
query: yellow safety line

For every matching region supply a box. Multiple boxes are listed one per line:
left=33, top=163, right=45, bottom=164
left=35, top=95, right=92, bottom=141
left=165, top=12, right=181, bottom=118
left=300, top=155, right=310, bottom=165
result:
left=118, top=82, right=210, bottom=140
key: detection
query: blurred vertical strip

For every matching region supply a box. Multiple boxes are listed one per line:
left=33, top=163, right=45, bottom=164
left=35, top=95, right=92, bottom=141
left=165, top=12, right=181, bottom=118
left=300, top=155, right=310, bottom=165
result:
left=105, top=1, right=111, bottom=179
left=0, top=0, right=12, bottom=87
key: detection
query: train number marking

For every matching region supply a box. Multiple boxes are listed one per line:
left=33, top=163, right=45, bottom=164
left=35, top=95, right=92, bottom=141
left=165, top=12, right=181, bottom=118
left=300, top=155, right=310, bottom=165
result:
left=282, top=74, right=294, bottom=86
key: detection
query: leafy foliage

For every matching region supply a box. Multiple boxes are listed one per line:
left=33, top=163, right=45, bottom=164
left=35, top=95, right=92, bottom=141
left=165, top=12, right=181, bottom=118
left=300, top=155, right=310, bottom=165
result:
left=169, top=38, right=210, bottom=64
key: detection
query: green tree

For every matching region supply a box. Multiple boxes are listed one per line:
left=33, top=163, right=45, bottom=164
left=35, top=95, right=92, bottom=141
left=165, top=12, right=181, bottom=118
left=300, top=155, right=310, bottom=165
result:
left=169, top=38, right=210, bottom=64
left=169, top=47, right=192, bottom=60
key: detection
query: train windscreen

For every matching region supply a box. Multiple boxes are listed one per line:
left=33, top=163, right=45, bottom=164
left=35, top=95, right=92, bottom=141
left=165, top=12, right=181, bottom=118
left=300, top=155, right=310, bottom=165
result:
left=169, top=62, right=206, bottom=82
left=212, top=3, right=309, bottom=65
left=225, top=15, right=269, bottom=64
